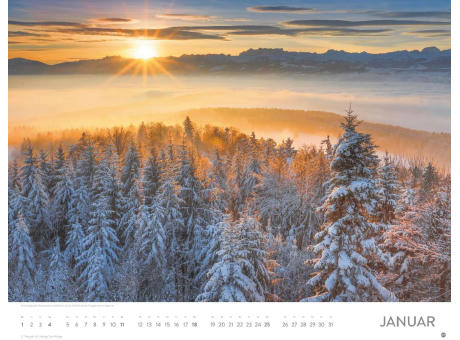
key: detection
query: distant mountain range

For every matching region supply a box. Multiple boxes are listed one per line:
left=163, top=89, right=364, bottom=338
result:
left=9, top=47, right=450, bottom=75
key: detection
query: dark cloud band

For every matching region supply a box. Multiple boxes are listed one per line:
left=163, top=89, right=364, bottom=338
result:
left=405, top=29, right=451, bottom=37
left=51, top=27, right=226, bottom=40
left=371, top=11, right=450, bottom=19
left=283, top=19, right=450, bottom=27
left=9, top=20, right=84, bottom=27
left=247, top=6, right=314, bottom=13
left=94, top=18, right=132, bottom=22
left=157, top=13, right=216, bottom=21
left=46, top=25, right=392, bottom=39
left=9, top=31, right=48, bottom=37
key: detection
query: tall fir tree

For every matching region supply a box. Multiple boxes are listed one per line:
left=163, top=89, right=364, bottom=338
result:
left=176, top=145, right=211, bottom=300
left=136, top=201, right=168, bottom=300
left=39, top=150, right=53, bottom=198
left=43, top=237, right=74, bottom=301
left=77, top=157, right=121, bottom=301
left=420, top=162, right=437, bottom=201
left=183, top=116, right=194, bottom=142
left=156, top=163, right=184, bottom=300
left=20, top=144, right=51, bottom=250
left=376, top=153, right=400, bottom=224
left=304, top=108, right=396, bottom=302
left=52, top=163, right=74, bottom=246
left=119, top=144, right=141, bottom=247
left=9, top=213, right=36, bottom=301
left=142, top=148, right=162, bottom=207
left=236, top=212, right=270, bottom=299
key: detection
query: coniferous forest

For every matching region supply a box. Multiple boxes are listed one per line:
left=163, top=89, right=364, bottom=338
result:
left=8, top=108, right=451, bottom=302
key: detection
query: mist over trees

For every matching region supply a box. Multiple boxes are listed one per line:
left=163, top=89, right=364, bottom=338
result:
left=8, top=111, right=450, bottom=302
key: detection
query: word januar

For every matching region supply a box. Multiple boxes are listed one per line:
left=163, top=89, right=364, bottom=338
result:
left=379, top=316, right=435, bottom=327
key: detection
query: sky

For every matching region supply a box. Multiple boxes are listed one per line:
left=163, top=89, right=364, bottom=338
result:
left=8, top=0, right=451, bottom=63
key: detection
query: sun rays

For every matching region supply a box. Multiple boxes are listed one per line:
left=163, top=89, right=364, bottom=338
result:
left=100, top=38, right=182, bottom=86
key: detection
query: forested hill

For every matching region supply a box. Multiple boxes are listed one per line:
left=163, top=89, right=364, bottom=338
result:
left=8, top=108, right=450, bottom=172
left=169, top=108, right=450, bottom=172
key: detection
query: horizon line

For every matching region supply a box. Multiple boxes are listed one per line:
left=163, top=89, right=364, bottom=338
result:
left=8, top=45, right=451, bottom=65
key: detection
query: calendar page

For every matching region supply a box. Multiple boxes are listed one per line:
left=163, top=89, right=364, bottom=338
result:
left=4, top=0, right=457, bottom=339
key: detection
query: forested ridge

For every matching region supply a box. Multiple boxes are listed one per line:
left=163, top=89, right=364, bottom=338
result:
left=8, top=109, right=450, bottom=302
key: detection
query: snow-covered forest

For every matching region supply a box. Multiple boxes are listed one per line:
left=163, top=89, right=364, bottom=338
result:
left=8, top=109, right=451, bottom=302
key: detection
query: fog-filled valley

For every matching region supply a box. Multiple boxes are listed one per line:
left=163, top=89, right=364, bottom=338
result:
left=9, top=73, right=450, bottom=170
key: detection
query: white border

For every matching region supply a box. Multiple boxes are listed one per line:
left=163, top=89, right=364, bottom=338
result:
left=2, top=1, right=458, bottom=339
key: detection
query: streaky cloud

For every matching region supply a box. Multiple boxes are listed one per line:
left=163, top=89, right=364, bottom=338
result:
left=9, top=20, right=85, bottom=27
left=9, top=30, right=48, bottom=37
left=52, top=27, right=226, bottom=40
left=37, top=24, right=393, bottom=39
left=283, top=19, right=451, bottom=27
left=93, top=18, right=132, bottom=22
left=247, top=6, right=314, bottom=13
left=371, top=11, right=450, bottom=19
left=158, top=25, right=391, bottom=37
left=404, top=29, right=451, bottom=37
left=157, top=13, right=217, bottom=21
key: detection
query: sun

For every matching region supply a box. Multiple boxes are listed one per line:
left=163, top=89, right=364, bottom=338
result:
left=133, top=40, right=158, bottom=60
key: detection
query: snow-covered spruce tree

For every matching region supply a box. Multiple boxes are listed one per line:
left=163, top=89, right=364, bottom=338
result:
left=410, top=164, right=421, bottom=189
left=423, top=189, right=451, bottom=301
left=194, top=156, right=228, bottom=293
left=52, top=163, right=74, bottom=246
left=194, top=219, right=223, bottom=294
left=183, top=116, right=194, bottom=142
left=8, top=161, right=22, bottom=234
left=135, top=201, right=168, bottom=301
left=304, top=108, right=396, bottom=302
left=240, top=156, right=261, bottom=206
left=65, top=215, right=85, bottom=286
left=209, top=150, right=229, bottom=212
left=9, top=212, right=36, bottom=301
left=101, top=146, right=123, bottom=234
left=39, top=150, right=53, bottom=199
left=20, top=144, right=51, bottom=250
left=66, top=144, right=95, bottom=255
left=400, top=182, right=417, bottom=212
left=236, top=212, right=270, bottom=298
left=67, top=178, right=91, bottom=239
left=77, top=158, right=121, bottom=302
left=43, top=237, right=74, bottom=301
left=65, top=159, right=91, bottom=287
left=142, top=148, right=162, bottom=207
left=376, top=153, right=400, bottom=224
left=228, top=149, right=245, bottom=219
left=9, top=160, right=21, bottom=192
left=76, top=144, right=96, bottom=190
left=119, top=143, right=140, bottom=247
left=121, top=143, right=140, bottom=196
left=420, top=162, right=437, bottom=201
left=380, top=208, right=423, bottom=301
left=196, top=216, right=265, bottom=302
left=53, top=145, right=66, bottom=177
left=154, top=161, right=184, bottom=301
left=176, top=145, right=212, bottom=300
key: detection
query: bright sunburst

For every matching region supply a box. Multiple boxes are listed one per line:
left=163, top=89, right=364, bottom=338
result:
left=133, top=40, right=157, bottom=60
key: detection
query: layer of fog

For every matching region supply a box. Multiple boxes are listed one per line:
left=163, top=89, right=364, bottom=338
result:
left=9, top=72, right=450, bottom=133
